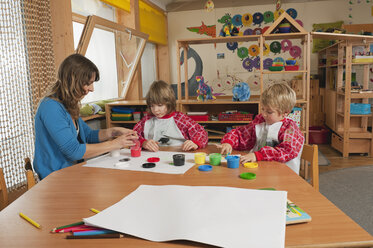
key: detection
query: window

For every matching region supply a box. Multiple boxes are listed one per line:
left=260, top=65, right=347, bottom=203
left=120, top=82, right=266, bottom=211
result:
left=141, top=42, right=157, bottom=97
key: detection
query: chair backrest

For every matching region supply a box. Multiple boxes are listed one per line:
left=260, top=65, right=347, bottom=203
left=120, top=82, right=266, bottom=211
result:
left=0, top=168, right=9, bottom=209
left=24, top=158, right=36, bottom=190
left=301, top=144, right=319, bottom=191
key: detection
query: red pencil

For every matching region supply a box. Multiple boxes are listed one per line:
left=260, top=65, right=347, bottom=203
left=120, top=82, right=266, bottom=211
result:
left=55, top=225, right=91, bottom=233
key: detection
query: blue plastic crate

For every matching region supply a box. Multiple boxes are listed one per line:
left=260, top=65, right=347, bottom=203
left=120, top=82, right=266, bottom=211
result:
left=350, top=103, right=371, bottom=115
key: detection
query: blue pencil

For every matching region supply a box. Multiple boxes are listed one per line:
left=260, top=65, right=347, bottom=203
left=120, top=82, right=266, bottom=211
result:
left=73, top=229, right=117, bottom=236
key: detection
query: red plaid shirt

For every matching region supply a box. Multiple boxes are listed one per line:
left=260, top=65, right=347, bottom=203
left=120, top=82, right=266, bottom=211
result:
left=133, top=111, right=208, bottom=148
left=221, top=114, right=304, bottom=163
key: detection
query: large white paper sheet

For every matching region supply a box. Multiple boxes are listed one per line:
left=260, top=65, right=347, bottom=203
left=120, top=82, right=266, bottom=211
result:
left=84, top=185, right=287, bottom=248
left=83, top=149, right=196, bottom=174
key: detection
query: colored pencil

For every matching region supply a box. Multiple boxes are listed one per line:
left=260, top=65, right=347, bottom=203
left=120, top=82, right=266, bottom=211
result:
left=73, top=229, right=117, bottom=236
left=90, top=208, right=101, bottom=214
left=66, top=233, right=124, bottom=239
left=55, top=225, right=91, bottom=233
left=72, top=227, right=103, bottom=233
left=51, top=221, right=84, bottom=233
left=19, top=212, right=41, bottom=229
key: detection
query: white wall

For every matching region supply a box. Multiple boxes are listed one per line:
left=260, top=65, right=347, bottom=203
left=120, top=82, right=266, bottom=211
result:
left=167, top=0, right=373, bottom=95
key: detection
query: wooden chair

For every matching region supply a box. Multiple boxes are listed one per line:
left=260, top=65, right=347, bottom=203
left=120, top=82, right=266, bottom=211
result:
left=0, top=168, right=9, bottom=209
left=301, top=144, right=319, bottom=191
left=24, top=158, right=36, bottom=190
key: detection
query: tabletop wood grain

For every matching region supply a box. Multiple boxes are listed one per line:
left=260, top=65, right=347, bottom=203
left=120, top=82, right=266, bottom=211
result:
left=0, top=146, right=372, bottom=247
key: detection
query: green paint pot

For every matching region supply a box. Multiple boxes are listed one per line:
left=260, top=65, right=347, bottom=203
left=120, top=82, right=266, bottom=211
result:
left=209, top=153, right=222, bottom=166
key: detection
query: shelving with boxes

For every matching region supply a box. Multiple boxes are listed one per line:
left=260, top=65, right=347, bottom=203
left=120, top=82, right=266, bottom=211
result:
left=105, top=100, right=147, bottom=129
left=315, top=32, right=373, bottom=157
left=176, top=12, right=310, bottom=141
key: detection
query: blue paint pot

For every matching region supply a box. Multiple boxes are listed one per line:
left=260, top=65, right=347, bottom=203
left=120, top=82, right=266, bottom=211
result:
left=226, top=155, right=240, bottom=169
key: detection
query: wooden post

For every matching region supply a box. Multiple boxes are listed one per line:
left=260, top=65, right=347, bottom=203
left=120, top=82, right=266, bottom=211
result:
left=50, top=0, right=74, bottom=71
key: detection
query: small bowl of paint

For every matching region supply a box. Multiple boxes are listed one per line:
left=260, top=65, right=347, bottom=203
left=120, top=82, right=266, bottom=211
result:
left=209, top=153, right=222, bottom=166
left=173, top=154, right=185, bottom=166
left=226, top=155, right=240, bottom=169
left=194, top=152, right=206, bottom=165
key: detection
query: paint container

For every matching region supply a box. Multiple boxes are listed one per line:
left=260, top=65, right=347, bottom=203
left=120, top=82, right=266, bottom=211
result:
left=110, top=149, right=121, bottom=157
left=226, top=155, right=240, bottom=169
left=209, top=153, right=222, bottom=166
left=131, top=146, right=141, bottom=157
left=133, top=112, right=141, bottom=121
left=194, top=152, right=206, bottom=165
left=173, top=154, right=185, bottom=166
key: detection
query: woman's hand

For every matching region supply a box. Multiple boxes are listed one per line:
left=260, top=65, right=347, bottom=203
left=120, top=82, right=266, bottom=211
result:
left=142, top=139, right=159, bottom=152
left=100, top=127, right=137, bottom=142
left=110, top=127, right=137, bottom=138
left=240, top=153, right=257, bottom=164
left=113, top=132, right=137, bottom=149
left=215, top=143, right=232, bottom=156
left=182, top=140, right=198, bottom=151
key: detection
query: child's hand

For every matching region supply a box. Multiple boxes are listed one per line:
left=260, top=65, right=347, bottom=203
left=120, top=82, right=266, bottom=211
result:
left=216, top=143, right=232, bottom=156
left=142, top=140, right=159, bottom=152
left=182, top=140, right=198, bottom=151
left=240, top=153, right=257, bottom=164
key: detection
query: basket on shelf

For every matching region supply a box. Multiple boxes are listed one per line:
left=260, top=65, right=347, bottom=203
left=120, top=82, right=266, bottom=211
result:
left=350, top=103, right=371, bottom=115
left=218, top=112, right=253, bottom=121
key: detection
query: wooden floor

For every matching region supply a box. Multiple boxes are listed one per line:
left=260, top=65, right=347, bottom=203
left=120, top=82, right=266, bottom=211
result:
left=318, top=144, right=373, bottom=173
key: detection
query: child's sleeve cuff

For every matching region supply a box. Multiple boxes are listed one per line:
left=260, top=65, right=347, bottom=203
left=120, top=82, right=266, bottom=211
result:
left=254, top=151, right=263, bottom=161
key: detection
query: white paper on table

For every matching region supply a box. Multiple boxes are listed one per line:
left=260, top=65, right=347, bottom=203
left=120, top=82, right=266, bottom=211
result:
left=84, top=185, right=287, bottom=248
left=83, top=149, right=196, bottom=174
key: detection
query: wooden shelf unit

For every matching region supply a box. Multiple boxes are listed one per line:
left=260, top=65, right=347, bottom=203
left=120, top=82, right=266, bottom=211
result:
left=105, top=100, right=147, bottom=129
left=177, top=12, right=311, bottom=141
left=317, top=34, right=373, bottom=157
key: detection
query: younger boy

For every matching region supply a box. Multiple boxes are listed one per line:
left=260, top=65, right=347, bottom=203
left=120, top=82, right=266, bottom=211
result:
left=219, top=83, right=304, bottom=174
left=134, top=80, right=208, bottom=152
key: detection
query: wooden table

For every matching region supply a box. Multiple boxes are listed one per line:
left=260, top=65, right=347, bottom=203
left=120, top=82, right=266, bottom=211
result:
left=0, top=146, right=372, bottom=247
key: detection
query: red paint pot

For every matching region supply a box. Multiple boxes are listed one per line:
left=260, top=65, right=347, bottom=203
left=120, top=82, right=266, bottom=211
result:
left=131, top=147, right=141, bottom=157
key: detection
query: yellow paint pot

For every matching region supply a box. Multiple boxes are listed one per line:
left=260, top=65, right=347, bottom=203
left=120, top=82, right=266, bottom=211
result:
left=194, top=152, right=206, bottom=165
left=244, top=162, right=258, bottom=168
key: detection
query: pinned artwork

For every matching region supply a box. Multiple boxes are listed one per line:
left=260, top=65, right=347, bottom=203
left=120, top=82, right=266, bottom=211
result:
left=242, top=13, right=253, bottom=26
left=253, top=12, right=264, bottom=26
left=243, top=28, right=253, bottom=35
left=281, top=39, right=292, bottom=52
left=232, top=14, right=243, bottom=27
left=270, top=41, right=282, bottom=54
left=248, top=45, right=260, bottom=57
left=187, top=22, right=216, bottom=38
left=289, top=45, right=302, bottom=58
left=226, top=42, right=238, bottom=52
left=204, top=0, right=214, bottom=12
left=286, top=8, right=297, bottom=19
left=237, top=47, right=249, bottom=59
left=263, top=11, right=274, bottom=24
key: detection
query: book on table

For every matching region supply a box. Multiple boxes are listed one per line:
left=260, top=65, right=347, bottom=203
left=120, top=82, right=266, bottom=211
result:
left=286, top=199, right=311, bottom=225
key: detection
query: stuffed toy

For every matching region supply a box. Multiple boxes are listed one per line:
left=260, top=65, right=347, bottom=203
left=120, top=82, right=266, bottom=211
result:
left=232, top=82, right=250, bottom=101
left=80, top=103, right=105, bottom=116
left=196, top=76, right=216, bottom=101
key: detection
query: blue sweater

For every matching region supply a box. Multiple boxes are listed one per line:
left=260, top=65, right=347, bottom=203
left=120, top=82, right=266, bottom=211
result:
left=34, top=98, right=100, bottom=179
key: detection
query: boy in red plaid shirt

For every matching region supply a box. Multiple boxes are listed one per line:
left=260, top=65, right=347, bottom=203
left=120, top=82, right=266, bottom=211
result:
left=219, top=83, right=304, bottom=174
left=134, top=80, right=208, bottom=152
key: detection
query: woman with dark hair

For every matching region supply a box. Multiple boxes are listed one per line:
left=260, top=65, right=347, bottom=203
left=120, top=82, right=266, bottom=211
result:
left=34, top=54, right=137, bottom=179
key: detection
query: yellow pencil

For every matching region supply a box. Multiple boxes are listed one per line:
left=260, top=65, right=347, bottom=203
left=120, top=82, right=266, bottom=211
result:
left=19, top=212, right=41, bottom=229
left=90, top=208, right=101, bottom=214
left=292, top=207, right=302, bottom=216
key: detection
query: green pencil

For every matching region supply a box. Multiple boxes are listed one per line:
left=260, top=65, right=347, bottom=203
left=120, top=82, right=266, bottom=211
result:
left=51, top=221, right=84, bottom=233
